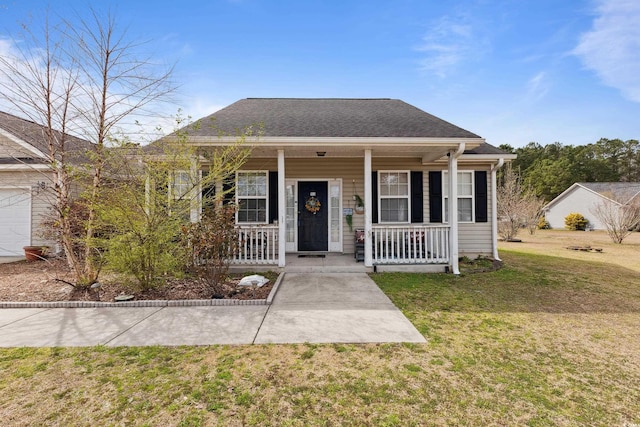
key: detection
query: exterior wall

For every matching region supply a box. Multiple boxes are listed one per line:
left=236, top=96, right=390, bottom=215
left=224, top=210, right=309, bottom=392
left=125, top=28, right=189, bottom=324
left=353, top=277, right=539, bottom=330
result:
left=545, top=187, right=608, bottom=230
left=240, top=157, right=495, bottom=257
left=0, top=170, right=55, bottom=249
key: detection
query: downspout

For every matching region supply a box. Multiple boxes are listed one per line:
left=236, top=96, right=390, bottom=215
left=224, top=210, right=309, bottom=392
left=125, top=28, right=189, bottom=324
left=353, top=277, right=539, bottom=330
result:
left=491, top=158, right=505, bottom=261
left=449, top=142, right=465, bottom=275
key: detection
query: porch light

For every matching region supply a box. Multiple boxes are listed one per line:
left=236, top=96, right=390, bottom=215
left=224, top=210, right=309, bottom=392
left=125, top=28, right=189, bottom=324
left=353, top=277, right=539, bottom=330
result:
left=316, top=151, right=326, bottom=157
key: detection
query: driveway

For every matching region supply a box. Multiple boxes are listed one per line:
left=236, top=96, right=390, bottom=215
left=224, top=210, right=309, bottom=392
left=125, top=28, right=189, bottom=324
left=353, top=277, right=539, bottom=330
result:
left=0, top=273, right=425, bottom=347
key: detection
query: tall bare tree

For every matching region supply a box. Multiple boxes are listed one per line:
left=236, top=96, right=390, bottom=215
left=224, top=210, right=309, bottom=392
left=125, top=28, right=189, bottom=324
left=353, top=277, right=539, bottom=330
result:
left=0, top=9, right=174, bottom=287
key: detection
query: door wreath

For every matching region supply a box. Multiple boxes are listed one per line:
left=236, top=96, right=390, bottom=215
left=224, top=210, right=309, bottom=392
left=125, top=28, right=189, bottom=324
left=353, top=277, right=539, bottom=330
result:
left=305, top=196, right=321, bottom=214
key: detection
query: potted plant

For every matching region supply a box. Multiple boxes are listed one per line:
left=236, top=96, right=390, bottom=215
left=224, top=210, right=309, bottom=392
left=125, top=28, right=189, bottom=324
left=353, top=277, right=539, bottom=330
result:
left=354, top=194, right=364, bottom=214
left=23, top=245, right=49, bottom=262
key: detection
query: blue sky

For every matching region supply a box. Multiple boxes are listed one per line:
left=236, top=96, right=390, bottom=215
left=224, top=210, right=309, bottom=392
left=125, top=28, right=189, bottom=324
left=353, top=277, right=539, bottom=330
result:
left=1, top=0, right=639, bottom=148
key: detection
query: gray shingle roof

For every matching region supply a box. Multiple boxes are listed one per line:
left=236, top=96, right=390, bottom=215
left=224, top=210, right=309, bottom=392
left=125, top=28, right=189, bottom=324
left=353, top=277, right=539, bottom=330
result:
left=579, top=182, right=640, bottom=204
left=188, top=98, right=483, bottom=139
left=0, top=110, right=92, bottom=162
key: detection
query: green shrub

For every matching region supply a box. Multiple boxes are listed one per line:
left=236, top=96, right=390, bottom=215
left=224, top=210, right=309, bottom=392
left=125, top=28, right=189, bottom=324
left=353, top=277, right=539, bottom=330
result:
left=564, top=212, right=589, bottom=231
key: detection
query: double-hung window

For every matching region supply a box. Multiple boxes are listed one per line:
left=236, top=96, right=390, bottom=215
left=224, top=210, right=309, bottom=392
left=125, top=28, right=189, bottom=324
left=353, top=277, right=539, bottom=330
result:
left=443, top=171, right=474, bottom=222
left=236, top=171, right=268, bottom=223
left=172, top=170, right=191, bottom=200
left=379, top=171, right=410, bottom=223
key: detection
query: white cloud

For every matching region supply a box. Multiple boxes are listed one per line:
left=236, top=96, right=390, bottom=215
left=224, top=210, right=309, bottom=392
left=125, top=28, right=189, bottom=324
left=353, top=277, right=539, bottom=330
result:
left=415, top=14, right=488, bottom=78
left=526, top=71, right=551, bottom=102
left=574, top=0, right=640, bottom=102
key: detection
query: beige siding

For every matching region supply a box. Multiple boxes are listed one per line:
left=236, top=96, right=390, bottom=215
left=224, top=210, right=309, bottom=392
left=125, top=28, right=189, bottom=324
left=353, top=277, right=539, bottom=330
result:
left=238, top=157, right=495, bottom=257
left=0, top=170, right=56, bottom=248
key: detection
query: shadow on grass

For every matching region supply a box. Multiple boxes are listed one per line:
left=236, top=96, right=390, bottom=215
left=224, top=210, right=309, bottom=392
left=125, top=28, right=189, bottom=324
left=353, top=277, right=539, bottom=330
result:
left=371, top=250, right=640, bottom=315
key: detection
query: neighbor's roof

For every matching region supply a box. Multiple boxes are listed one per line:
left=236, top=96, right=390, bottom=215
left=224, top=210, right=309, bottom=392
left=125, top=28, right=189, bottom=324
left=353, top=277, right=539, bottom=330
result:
left=188, top=98, right=483, bottom=139
left=578, top=182, right=640, bottom=205
left=0, top=110, right=92, bottom=162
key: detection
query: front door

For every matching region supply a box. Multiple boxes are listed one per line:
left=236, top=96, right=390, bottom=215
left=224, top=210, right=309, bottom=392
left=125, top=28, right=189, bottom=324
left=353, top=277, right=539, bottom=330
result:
left=298, top=181, right=328, bottom=251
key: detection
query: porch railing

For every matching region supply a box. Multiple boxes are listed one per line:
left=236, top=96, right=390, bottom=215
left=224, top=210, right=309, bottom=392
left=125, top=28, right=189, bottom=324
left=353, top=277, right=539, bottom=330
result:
left=372, top=225, right=450, bottom=264
left=233, top=225, right=278, bottom=264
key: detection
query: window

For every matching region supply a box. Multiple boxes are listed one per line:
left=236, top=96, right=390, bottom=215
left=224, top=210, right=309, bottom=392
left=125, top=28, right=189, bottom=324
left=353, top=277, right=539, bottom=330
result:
left=443, top=171, right=474, bottom=222
left=236, top=171, right=268, bottom=223
left=378, top=171, right=410, bottom=223
left=172, top=170, right=191, bottom=200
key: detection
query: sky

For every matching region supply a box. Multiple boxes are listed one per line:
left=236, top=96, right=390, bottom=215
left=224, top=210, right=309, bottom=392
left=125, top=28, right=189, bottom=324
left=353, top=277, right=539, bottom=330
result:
left=1, top=0, right=639, bottom=148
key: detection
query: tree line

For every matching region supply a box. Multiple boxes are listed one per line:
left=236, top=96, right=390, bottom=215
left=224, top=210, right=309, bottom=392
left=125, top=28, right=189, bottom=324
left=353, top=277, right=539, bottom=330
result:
left=499, top=138, right=640, bottom=201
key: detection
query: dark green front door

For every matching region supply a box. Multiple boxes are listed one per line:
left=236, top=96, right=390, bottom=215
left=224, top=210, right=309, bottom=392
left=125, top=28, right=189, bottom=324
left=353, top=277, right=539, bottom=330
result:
left=298, top=181, right=328, bottom=251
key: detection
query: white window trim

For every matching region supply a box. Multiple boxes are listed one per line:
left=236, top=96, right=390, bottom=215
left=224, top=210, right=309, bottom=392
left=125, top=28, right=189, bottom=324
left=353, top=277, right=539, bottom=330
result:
left=171, top=170, right=191, bottom=200
left=443, top=170, right=475, bottom=223
left=378, top=170, right=411, bottom=224
left=236, top=170, right=269, bottom=224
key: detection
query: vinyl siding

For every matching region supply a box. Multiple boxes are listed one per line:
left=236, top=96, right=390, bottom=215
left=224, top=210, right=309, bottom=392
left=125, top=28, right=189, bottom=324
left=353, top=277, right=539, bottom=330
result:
left=238, top=157, right=494, bottom=257
left=545, top=187, right=608, bottom=230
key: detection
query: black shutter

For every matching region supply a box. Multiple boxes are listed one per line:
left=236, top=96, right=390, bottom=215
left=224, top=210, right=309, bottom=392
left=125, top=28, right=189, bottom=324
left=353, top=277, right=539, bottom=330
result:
left=475, top=171, right=488, bottom=223
left=428, top=171, right=442, bottom=223
left=268, top=171, right=278, bottom=223
left=371, top=171, right=378, bottom=223
left=222, top=174, right=235, bottom=206
left=410, top=171, right=423, bottom=223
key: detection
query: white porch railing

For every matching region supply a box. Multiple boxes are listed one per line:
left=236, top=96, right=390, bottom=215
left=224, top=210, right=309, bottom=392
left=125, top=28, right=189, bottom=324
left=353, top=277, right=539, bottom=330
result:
left=233, top=225, right=279, bottom=264
left=372, top=225, right=450, bottom=264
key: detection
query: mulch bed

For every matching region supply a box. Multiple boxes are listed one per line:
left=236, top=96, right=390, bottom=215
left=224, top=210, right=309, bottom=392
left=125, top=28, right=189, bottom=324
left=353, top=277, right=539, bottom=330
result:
left=0, top=257, right=275, bottom=303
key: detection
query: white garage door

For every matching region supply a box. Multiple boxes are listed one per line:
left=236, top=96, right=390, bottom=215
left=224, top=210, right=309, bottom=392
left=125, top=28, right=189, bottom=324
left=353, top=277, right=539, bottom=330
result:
left=0, top=188, right=31, bottom=256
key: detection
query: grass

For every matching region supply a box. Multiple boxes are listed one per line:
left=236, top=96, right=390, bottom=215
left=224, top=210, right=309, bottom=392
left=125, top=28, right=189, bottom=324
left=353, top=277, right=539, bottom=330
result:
left=1, top=230, right=639, bottom=425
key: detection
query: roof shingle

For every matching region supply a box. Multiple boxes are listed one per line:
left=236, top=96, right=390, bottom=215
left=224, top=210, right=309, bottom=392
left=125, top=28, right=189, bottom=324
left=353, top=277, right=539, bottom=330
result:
left=188, top=98, right=483, bottom=139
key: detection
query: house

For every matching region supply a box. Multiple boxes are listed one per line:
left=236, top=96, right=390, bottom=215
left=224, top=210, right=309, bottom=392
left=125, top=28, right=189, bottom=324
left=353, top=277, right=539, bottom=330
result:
left=543, top=182, right=640, bottom=230
left=174, top=98, right=514, bottom=273
left=0, top=111, right=90, bottom=256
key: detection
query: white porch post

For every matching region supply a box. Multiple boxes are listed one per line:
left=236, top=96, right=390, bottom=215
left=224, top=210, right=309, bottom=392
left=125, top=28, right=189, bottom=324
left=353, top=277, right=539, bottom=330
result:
left=277, top=150, right=286, bottom=267
left=190, top=158, right=200, bottom=223
left=364, top=149, right=373, bottom=267
left=448, top=143, right=465, bottom=275
left=491, top=158, right=504, bottom=261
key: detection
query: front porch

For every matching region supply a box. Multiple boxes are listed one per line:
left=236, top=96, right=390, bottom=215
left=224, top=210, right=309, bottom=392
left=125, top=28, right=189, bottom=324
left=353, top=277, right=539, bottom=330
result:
left=230, top=224, right=451, bottom=273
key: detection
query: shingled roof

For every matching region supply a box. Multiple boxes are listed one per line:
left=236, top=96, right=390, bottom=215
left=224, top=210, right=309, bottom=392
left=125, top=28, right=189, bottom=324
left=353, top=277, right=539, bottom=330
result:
left=188, top=98, right=483, bottom=139
left=579, top=182, right=640, bottom=205
left=0, top=110, right=92, bottom=162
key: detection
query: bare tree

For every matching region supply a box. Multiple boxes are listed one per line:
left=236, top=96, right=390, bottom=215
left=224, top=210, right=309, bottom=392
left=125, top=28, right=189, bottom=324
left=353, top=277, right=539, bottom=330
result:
left=497, top=164, right=546, bottom=241
left=591, top=198, right=640, bottom=244
left=0, top=9, right=174, bottom=287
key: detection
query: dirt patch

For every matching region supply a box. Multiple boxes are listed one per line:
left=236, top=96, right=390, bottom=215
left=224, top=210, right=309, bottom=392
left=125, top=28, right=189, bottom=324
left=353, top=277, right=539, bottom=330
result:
left=0, top=257, right=276, bottom=302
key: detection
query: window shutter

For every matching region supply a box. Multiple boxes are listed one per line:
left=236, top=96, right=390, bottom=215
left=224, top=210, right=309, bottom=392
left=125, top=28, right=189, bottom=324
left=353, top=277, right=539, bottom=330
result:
left=428, top=171, right=442, bottom=223
left=268, top=171, right=278, bottom=223
left=475, top=171, right=488, bottom=223
left=411, top=171, right=423, bottom=223
left=222, top=175, right=235, bottom=206
left=371, top=171, right=378, bottom=224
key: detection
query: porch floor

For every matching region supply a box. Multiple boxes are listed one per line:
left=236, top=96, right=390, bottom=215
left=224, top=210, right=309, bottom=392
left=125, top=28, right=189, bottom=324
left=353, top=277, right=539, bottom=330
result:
left=285, top=253, right=373, bottom=273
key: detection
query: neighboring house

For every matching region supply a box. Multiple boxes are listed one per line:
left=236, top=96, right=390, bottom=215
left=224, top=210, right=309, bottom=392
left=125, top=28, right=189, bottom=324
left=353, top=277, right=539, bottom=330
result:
left=0, top=111, right=90, bottom=256
left=172, top=98, right=515, bottom=273
left=543, top=182, right=640, bottom=230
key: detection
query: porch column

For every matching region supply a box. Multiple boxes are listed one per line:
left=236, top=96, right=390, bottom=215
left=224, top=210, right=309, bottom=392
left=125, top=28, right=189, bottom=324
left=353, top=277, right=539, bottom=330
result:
left=278, top=149, right=286, bottom=267
left=491, top=158, right=505, bottom=261
left=448, top=143, right=465, bottom=275
left=364, top=149, right=373, bottom=267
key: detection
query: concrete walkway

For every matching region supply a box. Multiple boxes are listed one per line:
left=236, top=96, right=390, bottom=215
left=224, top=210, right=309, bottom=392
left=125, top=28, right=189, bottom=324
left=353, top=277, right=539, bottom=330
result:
left=0, top=273, right=425, bottom=347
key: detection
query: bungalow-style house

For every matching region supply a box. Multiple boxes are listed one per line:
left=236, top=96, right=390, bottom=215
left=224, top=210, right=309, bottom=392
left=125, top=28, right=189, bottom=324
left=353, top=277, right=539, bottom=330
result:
left=543, top=182, right=640, bottom=230
left=0, top=111, right=90, bottom=256
left=176, top=98, right=514, bottom=273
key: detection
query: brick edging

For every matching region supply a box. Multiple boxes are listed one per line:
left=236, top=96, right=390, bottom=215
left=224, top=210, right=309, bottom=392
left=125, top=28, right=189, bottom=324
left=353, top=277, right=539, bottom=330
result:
left=0, top=272, right=285, bottom=309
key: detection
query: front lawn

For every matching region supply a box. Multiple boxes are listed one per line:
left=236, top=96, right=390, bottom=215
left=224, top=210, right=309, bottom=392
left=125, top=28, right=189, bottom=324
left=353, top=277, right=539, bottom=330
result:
left=1, top=247, right=639, bottom=426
